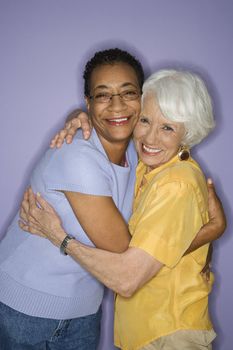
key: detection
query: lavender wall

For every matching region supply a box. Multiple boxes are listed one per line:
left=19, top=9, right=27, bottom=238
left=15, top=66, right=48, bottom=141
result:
left=0, top=0, right=232, bottom=349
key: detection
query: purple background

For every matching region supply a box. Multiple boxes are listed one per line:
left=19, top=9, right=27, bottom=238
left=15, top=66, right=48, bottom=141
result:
left=0, top=1, right=232, bottom=349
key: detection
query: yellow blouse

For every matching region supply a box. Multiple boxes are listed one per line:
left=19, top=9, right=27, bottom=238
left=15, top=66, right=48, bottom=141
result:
left=114, top=155, right=214, bottom=350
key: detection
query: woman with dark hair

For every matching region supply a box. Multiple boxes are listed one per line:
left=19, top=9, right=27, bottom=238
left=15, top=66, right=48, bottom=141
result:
left=0, top=48, right=143, bottom=350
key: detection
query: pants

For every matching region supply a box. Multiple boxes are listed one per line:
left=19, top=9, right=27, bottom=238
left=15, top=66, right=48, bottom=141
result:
left=0, top=301, right=101, bottom=350
left=140, top=329, right=216, bottom=350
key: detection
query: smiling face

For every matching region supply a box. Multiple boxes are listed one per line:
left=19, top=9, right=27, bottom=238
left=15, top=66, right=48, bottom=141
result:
left=133, top=94, right=186, bottom=170
left=86, top=63, right=141, bottom=149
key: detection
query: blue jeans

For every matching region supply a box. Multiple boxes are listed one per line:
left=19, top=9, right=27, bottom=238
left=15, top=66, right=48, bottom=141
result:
left=0, top=301, right=101, bottom=350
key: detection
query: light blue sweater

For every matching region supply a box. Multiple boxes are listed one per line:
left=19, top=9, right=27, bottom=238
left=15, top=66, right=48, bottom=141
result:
left=0, top=129, right=137, bottom=319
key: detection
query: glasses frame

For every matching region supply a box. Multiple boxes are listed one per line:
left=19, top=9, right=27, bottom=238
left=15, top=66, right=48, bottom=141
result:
left=89, top=90, right=141, bottom=103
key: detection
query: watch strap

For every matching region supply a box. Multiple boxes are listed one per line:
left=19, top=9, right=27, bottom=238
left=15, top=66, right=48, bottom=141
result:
left=60, top=235, right=74, bottom=255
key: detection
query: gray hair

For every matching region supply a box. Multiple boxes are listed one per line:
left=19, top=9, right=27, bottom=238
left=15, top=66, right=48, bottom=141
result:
left=142, top=69, right=215, bottom=147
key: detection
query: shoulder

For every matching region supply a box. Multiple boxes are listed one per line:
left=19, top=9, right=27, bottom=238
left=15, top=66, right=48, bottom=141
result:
left=34, top=130, right=114, bottom=194
left=157, top=158, right=206, bottom=189
left=46, top=130, right=111, bottom=174
left=146, top=158, right=208, bottom=205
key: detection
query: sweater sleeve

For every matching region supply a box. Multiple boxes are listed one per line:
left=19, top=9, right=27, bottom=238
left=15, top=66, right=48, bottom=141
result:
left=43, top=139, right=112, bottom=196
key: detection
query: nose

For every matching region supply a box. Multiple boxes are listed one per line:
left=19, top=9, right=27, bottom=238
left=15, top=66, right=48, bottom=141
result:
left=108, top=95, right=127, bottom=112
left=144, top=125, right=159, bottom=145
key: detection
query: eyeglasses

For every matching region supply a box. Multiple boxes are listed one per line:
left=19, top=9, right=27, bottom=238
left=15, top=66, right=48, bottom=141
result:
left=89, top=90, right=141, bottom=103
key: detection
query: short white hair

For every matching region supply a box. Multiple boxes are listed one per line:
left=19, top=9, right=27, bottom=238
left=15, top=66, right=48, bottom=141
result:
left=142, top=69, right=215, bottom=147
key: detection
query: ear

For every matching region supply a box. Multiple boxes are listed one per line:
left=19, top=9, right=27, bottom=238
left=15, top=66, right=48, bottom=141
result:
left=85, top=96, right=91, bottom=113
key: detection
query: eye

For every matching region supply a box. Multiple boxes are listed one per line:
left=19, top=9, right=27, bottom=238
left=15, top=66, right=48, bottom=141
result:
left=94, top=92, right=110, bottom=101
left=162, top=125, right=174, bottom=131
left=139, top=116, right=149, bottom=124
left=122, top=90, right=139, bottom=100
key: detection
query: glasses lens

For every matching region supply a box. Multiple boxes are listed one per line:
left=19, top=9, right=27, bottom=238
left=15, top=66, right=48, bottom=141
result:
left=94, top=93, right=111, bottom=103
left=122, top=90, right=139, bottom=101
left=92, top=90, right=139, bottom=103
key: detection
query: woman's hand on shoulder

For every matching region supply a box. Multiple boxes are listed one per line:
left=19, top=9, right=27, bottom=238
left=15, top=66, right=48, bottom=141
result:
left=50, top=109, right=92, bottom=148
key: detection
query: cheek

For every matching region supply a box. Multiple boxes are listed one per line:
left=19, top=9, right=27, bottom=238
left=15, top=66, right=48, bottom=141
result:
left=133, top=138, right=141, bottom=154
left=90, top=105, right=103, bottom=120
left=166, top=137, right=182, bottom=152
left=136, top=103, right=141, bottom=115
left=133, top=123, right=143, bottom=140
left=130, top=102, right=141, bottom=120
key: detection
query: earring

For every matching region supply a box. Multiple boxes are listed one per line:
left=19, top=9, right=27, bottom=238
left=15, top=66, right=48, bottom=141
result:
left=178, top=146, right=190, bottom=161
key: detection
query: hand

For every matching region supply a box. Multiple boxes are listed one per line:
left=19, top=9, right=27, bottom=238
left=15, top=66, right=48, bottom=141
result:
left=207, top=178, right=226, bottom=238
left=19, top=188, right=66, bottom=247
left=50, top=109, right=92, bottom=148
left=201, top=243, right=213, bottom=282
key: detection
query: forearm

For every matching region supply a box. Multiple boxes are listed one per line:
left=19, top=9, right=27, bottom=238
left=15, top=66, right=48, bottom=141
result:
left=46, top=225, right=132, bottom=296
left=52, top=226, right=161, bottom=298
left=19, top=189, right=161, bottom=295
left=66, top=238, right=162, bottom=297
left=66, top=239, right=132, bottom=296
left=185, top=221, right=219, bottom=255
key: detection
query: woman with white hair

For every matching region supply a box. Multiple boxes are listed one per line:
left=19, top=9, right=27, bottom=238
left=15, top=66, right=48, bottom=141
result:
left=21, top=69, right=219, bottom=349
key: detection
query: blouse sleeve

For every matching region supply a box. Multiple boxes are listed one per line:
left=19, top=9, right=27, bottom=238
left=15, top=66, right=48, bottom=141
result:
left=129, top=181, right=204, bottom=268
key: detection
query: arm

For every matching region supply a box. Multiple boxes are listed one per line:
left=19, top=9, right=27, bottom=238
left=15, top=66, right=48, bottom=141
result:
left=20, top=177, right=223, bottom=293
left=19, top=181, right=206, bottom=296
left=21, top=177, right=225, bottom=257
left=62, top=190, right=131, bottom=252
left=19, top=190, right=163, bottom=297
left=50, top=109, right=92, bottom=148
left=65, top=242, right=163, bottom=298
left=184, top=178, right=226, bottom=254
left=20, top=188, right=131, bottom=253
left=43, top=125, right=132, bottom=253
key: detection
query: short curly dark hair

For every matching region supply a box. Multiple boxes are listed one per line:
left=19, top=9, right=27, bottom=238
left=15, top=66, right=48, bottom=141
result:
left=83, top=48, right=144, bottom=96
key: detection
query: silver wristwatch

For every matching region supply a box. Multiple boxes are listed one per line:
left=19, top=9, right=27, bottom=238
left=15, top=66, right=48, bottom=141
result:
left=60, top=235, right=75, bottom=255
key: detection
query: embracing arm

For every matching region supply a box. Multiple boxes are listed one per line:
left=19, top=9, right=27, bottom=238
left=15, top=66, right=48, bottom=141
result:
left=46, top=109, right=127, bottom=252
left=20, top=175, right=225, bottom=256
left=65, top=242, right=163, bottom=297
left=19, top=190, right=162, bottom=297
left=184, top=178, right=226, bottom=255
left=20, top=178, right=224, bottom=295
left=20, top=188, right=130, bottom=253
left=53, top=221, right=162, bottom=298
left=62, top=191, right=131, bottom=252
left=50, top=109, right=91, bottom=148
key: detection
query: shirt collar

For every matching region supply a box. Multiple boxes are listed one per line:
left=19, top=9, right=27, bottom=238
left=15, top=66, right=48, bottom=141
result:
left=136, top=153, right=189, bottom=184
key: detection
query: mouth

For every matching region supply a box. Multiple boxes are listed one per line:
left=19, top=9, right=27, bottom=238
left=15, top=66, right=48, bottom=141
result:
left=142, top=144, right=162, bottom=155
left=107, top=116, right=130, bottom=126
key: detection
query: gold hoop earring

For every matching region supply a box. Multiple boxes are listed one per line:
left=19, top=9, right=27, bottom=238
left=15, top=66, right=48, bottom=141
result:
left=178, top=146, right=190, bottom=161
